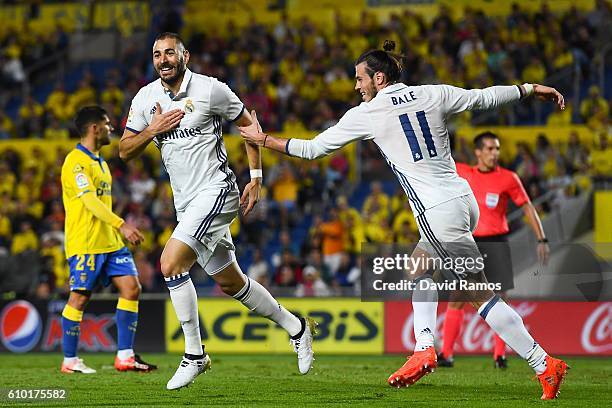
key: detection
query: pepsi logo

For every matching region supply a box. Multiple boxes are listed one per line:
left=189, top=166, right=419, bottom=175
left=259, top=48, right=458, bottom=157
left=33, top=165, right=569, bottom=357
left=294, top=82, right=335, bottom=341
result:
left=1, top=300, right=42, bottom=353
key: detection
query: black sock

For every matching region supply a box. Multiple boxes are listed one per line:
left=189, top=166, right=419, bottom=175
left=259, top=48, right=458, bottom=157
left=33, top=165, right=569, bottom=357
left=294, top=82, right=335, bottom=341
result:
left=290, top=317, right=306, bottom=340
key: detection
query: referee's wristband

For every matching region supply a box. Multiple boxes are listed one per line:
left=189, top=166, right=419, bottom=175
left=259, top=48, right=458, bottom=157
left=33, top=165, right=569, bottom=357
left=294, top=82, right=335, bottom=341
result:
left=250, top=169, right=263, bottom=179
left=537, top=238, right=548, bottom=243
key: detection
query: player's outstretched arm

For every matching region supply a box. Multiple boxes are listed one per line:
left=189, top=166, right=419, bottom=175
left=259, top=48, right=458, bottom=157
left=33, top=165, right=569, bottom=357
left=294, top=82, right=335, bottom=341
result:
left=80, top=192, right=144, bottom=245
left=440, top=83, right=565, bottom=116
left=119, top=102, right=184, bottom=161
left=239, top=109, right=371, bottom=160
left=530, top=83, right=565, bottom=110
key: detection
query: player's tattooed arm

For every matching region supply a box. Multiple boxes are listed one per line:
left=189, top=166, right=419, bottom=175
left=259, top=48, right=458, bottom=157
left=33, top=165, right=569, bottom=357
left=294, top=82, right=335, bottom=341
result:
left=119, top=102, right=184, bottom=161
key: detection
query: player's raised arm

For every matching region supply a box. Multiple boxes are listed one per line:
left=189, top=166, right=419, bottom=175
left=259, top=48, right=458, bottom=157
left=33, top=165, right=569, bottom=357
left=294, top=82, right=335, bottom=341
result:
left=239, top=108, right=372, bottom=160
left=119, top=102, right=184, bottom=161
left=438, top=83, right=565, bottom=117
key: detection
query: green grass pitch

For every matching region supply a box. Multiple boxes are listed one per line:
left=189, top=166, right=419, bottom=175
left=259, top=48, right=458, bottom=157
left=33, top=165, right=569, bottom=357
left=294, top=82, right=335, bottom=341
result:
left=1, top=353, right=610, bottom=407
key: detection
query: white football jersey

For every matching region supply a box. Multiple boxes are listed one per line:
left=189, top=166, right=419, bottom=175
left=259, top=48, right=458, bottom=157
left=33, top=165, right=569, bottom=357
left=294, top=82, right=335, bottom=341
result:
left=126, top=69, right=244, bottom=215
left=287, top=83, right=521, bottom=215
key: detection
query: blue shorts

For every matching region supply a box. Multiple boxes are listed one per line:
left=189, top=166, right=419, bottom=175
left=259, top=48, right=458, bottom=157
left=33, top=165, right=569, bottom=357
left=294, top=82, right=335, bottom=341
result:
left=68, top=247, right=138, bottom=291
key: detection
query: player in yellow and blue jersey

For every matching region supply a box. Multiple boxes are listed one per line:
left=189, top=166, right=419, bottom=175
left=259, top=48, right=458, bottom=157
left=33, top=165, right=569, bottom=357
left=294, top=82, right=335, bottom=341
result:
left=60, top=106, right=156, bottom=374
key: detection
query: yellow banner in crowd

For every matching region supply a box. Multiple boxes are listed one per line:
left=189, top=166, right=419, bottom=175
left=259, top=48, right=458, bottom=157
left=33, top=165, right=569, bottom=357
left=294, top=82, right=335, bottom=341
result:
left=165, top=298, right=384, bottom=354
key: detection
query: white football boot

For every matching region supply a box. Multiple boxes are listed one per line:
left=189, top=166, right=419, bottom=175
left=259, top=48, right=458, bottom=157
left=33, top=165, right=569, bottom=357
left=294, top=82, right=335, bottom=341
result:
left=60, top=358, right=97, bottom=374
left=166, top=354, right=211, bottom=390
left=290, top=317, right=317, bottom=374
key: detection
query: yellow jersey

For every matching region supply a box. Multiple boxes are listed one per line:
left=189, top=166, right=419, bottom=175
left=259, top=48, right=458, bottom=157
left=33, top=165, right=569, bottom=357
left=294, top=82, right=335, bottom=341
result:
left=61, top=144, right=123, bottom=258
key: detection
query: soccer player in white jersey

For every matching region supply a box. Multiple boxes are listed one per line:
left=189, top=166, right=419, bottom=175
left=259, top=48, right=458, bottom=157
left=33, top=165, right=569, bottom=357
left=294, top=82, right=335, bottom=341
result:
left=239, top=41, right=569, bottom=400
left=119, top=32, right=315, bottom=390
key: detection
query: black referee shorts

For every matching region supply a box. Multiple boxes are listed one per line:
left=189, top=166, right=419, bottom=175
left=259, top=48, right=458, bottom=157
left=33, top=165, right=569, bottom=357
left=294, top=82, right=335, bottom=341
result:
left=474, top=234, right=514, bottom=292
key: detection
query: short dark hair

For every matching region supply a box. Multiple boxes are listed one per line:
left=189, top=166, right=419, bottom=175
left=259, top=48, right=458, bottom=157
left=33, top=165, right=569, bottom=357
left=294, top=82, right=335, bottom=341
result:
left=74, top=106, right=108, bottom=137
left=355, top=40, right=402, bottom=83
left=473, top=131, right=499, bottom=149
left=154, top=32, right=186, bottom=49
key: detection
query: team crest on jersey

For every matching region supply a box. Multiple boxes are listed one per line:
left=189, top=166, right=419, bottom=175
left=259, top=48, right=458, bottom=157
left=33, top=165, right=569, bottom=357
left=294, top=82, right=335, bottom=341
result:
left=184, top=99, right=194, bottom=114
left=150, top=105, right=157, bottom=115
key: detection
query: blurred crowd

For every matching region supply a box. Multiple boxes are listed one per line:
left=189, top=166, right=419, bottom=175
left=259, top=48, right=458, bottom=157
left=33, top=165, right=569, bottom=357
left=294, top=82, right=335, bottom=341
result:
left=0, top=1, right=610, bottom=299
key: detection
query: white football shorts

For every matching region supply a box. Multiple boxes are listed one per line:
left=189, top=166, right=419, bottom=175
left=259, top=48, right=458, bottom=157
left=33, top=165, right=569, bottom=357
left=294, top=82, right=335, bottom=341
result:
left=171, top=187, right=239, bottom=274
left=414, top=193, right=482, bottom=278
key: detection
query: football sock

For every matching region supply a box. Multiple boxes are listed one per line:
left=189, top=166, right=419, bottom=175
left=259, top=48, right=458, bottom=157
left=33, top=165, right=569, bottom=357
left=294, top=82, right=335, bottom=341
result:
left=412, top=277, right=438, bottom=352
left=61, top=304, right=83, bottom=359
left=478, top=295, right=548, bottom=374
left=116, top=298, right=138, bottom=358
left=442, top=307, right=464, bottom=358
left=234, top=276, right=302, bottom=337
left=165, top=272, right=203, bottom=356
left=493, top=334, right=506, bottom=359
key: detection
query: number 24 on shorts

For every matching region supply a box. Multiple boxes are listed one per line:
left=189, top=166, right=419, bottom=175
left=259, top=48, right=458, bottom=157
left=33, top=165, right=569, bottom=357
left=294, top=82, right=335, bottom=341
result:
left=75, top=254, right=96, bottom=271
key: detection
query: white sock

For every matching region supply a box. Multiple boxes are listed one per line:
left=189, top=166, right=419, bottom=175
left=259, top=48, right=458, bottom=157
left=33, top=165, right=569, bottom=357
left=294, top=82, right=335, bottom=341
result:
left=165, top=272, right=203, bottom=356
left=234, top=277, right=302, bottom=336
left=63, top=356, right=78, bottom=365
left=479, top=295, right=548, bottom=374
left=412, top=277, right=438, bottom=352
left=117, top=348, right=134, bottom=360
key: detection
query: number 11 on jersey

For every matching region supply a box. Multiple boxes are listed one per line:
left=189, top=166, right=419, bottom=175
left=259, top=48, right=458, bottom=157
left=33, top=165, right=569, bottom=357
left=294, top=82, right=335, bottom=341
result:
left=399, top=111, right=437, bottom=162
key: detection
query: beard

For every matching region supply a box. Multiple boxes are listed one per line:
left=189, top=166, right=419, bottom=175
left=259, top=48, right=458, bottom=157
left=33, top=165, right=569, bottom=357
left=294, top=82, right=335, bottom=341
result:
left=364, top=83, right=378, bottom=101
left=157, top=59, right=186, bottom=86
left=98, top=134, right=111, bottom=147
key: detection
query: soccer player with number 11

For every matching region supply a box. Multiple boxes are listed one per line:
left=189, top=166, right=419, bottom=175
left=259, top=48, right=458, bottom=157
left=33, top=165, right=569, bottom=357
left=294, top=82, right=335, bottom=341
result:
left=239, top=40, right=569, bottom=400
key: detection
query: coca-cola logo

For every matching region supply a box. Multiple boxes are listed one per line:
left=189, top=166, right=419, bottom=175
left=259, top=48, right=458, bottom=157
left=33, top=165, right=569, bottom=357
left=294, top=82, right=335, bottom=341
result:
left=581, top=303, right=612, bottom=353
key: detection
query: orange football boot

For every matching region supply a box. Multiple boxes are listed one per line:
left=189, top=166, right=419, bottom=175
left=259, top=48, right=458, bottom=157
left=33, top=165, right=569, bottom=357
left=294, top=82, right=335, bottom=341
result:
left=114, top=354, right=157, bottom=372
left=388, top=347, right=437, bottom=388
left=537, top=356, right=569, bottom=400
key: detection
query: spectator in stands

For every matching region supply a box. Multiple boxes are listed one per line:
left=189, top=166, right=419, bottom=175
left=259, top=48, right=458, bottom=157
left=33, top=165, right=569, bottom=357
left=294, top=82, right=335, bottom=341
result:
left=11, top=221, right=38, bottom=254
left=276, top=264, right=297, bottom=288
left=247, top=249, right=270, bottom=288
left=101, top=78, right=125, bottom=118
left=565, top=131, right=590, bottom=174
left=45, top=82, right=71, bottom=122
left=580, top=86, right=609, bottom=124
left=44, top=117, right=70, bottom=140
left=269, top=161, right=299, bottom=227
left=133, top=248, right=155, bottom=292
left=18, top=95, right=44, bottom=138
left=512, top=142, right=540, bottom=183
left=128, top=161, right=156, bottom=204
left=316, top=208, right=345, bottom=276
left=0, top=110, right=15, bottom=139
left=271, top=229, right=299, bottom=269
left=0, top=205, right=11, bottom=249
left=295, top=265, right=331, bottom=297
left=0, top=161, right=15, bottom=196
left=590, top=133, right=611, bottom=182
left=362, top=181, right=390, bottom=221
